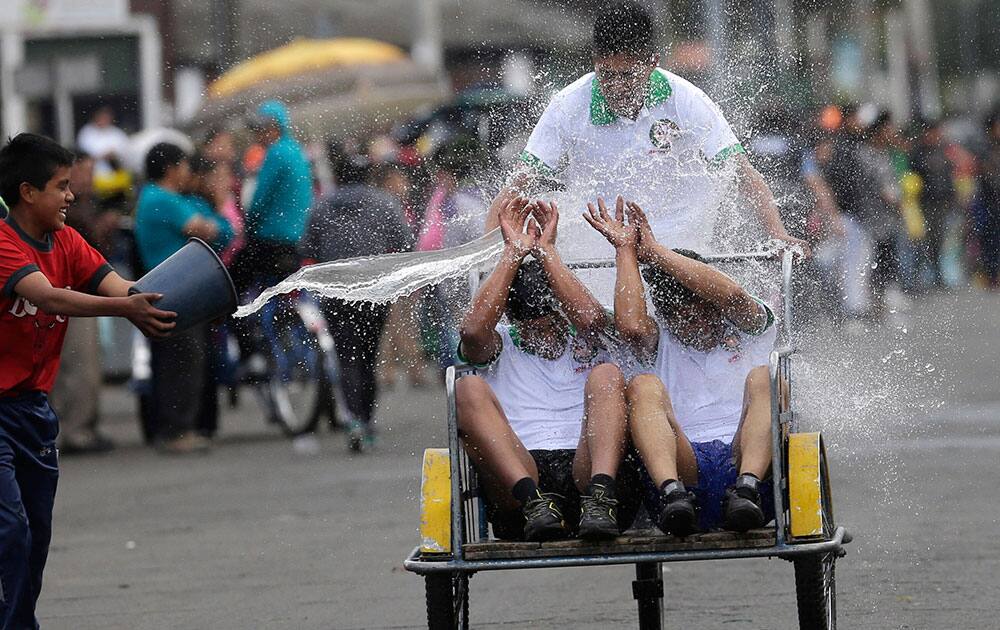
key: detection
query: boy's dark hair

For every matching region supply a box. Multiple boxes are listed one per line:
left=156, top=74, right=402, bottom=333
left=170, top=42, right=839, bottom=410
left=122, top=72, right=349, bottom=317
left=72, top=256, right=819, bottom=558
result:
left=506, top=259, right=557, bottom=322
left=593, top=1, right=656, bottom=58
left=641, top=249, right=705, bottom=313
left=146, top=142, right=187, bottom=182
left=0, top=133, right=75, bottom=208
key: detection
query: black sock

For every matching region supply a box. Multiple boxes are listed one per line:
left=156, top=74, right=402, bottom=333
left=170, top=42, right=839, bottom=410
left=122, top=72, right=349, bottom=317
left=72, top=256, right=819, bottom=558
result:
left=512, top=477, right=537, bottom=505
left=588, top=473, right=616, bottom=497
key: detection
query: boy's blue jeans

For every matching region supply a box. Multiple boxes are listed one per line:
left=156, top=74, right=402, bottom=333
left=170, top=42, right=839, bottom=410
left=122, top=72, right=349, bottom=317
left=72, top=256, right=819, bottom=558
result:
left=0, top=392, right=59, bottom=630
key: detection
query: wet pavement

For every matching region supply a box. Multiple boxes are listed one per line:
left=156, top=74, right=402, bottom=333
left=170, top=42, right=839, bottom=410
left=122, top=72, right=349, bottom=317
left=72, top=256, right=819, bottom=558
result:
left=40, top=288, right=1000, bottom=629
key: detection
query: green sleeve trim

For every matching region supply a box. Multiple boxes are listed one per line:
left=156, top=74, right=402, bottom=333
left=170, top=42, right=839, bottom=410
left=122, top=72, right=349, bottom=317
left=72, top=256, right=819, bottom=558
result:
left=518, top=151, right=557, bottom=177
left=708, top=143, right=746, bottom=168
left=456, top=333, right=502, bottom=369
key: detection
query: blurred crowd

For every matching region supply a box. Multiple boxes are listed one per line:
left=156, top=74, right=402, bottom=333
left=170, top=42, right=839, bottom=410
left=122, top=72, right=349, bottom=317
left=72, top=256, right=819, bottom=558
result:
left=749, top=101, right=1000, bottom=330
left=54, top=99, right=496, bottom=455
left=49, top=94, right=1000, bottom=455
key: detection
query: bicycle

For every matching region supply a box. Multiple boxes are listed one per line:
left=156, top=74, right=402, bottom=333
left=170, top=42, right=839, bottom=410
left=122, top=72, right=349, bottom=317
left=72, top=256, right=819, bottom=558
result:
left=239, top=285, right=342, bottom=438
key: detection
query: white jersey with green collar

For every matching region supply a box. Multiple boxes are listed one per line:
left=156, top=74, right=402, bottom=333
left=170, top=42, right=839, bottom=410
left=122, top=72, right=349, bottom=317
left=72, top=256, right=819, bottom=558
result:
left=648, top=298, right=776, bottom=443
left=471, top=324, right=609, bottom=450
left=522, top=68, right=742, bottom=252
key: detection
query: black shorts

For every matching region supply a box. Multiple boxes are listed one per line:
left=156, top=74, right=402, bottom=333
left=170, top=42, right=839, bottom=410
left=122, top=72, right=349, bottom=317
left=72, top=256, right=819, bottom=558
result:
left=484, top=449, right=643, bottom=541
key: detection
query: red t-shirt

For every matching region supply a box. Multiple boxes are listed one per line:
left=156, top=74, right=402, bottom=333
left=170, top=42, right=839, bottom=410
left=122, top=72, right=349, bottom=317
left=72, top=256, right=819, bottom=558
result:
left=0, top=216, right=111, bottom=395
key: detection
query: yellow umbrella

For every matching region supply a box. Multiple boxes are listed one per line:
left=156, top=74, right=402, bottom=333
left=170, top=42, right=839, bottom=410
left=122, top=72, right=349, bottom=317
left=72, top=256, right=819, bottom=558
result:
left=208, top=38, right=407, bottom=99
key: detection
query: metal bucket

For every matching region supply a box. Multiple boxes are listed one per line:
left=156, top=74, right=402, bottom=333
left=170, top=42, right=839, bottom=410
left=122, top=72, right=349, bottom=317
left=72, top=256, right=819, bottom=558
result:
left=130, top=238, right=237, bottom=333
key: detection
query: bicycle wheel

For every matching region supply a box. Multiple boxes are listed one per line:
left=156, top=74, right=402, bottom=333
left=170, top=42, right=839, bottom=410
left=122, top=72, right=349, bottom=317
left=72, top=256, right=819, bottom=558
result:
left=262, top=300, right=331, bottom=437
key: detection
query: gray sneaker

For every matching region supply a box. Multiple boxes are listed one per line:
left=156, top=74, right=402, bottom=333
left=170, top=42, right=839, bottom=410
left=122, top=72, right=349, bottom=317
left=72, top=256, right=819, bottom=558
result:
left=578, top=485, right=620, bottom=540
left=522, top=491, right=567, bottom=542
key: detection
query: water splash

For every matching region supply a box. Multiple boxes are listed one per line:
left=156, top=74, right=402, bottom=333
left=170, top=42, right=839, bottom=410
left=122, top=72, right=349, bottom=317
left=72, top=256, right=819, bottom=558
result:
left=235, top=229, right=503, bottom=318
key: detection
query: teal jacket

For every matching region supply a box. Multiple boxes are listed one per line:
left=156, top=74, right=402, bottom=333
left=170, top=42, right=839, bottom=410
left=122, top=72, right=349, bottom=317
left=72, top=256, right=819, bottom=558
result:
left=134, top=184, right=233, bottom=271
left=246, top=101, right=314, bottom=244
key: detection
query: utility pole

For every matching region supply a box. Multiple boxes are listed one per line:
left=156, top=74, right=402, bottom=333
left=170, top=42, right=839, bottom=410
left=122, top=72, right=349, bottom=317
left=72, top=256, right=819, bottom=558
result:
left=412, top=0, right=444, bottom=72
left=705, top=0, right=725, bottom=97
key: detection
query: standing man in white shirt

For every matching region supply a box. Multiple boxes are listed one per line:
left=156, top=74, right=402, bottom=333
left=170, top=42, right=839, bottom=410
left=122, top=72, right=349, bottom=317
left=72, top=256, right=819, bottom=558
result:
left=457, top=197, right=640, bottom=542
left=487, top=1, right=806, bottom=255
left=76, top=106, right=130, bottom=178
left=586, top=197, right=776, bottom=537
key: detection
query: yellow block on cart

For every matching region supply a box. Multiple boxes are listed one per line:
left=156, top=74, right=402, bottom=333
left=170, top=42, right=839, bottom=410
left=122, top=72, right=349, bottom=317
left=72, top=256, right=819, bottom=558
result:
left=420, top=448, right=452, bottom=554
left=788, top=432, right=824, bottom=538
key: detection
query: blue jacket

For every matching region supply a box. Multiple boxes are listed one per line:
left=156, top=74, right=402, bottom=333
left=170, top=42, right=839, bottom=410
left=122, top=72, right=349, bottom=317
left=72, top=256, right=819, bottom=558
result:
left=246, top=100, right=314, bottom=244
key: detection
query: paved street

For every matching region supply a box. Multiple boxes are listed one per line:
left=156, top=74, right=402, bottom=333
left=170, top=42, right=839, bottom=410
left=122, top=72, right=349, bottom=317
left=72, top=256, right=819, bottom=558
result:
left=40, top=288, right=1000, bottom=629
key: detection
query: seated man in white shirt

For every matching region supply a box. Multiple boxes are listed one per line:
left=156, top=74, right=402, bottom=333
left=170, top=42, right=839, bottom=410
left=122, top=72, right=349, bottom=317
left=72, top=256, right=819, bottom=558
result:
left=457, top=197, right=639, bottom=542
left=585, top=197, right=776, bottom=537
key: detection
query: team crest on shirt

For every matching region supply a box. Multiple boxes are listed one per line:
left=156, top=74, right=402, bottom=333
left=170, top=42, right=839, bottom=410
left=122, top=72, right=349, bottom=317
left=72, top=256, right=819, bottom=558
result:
left=649, top=118, right=681, bottom=152
left=571, top=335, right=602, bottom=371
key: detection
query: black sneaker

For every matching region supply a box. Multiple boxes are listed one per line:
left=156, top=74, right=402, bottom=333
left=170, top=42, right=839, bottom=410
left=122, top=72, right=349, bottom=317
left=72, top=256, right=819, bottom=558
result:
left=578, top=484, right=620, bottom=541
left=522, top=491, right=567, bottom=542
left=657, top=481, right=698, bottom=537
left=723, top=474, right=765, bottom=532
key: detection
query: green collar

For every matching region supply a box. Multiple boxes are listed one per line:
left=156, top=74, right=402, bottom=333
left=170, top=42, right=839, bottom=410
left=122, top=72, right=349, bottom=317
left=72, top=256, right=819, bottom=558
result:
left=590, top=68, right=672, bottom=126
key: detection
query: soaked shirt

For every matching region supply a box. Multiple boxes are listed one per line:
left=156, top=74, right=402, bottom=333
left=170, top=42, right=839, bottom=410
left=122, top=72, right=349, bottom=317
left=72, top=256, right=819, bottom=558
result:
left=521, top=68, right=742, bottom=252
left=470, top=325, right=608, bottom=450
left=645, top=299, right=776, bottom=443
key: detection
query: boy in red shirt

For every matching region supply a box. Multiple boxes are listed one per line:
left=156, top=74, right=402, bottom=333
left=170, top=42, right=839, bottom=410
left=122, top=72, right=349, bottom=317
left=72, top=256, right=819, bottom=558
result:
left=0, top=133, right=175, bottom=628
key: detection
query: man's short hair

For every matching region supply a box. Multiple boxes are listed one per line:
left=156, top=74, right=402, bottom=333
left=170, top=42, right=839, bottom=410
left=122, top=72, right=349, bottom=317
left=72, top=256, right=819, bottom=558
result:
left=146, top=142, right=187, bottom=182
left=641, top=249, right=705, bottom=313
left=593, top=1, right=656, bottom=58
left=0, top=133, right=75, bottom=209
left=507, top=259, right=557, bottom=322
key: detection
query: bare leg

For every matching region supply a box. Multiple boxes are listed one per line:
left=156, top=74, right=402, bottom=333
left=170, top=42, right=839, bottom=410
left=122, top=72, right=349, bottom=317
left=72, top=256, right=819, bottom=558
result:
left=572, top=364, right=628, bottom=491
left=456, top=375, right=538, bottom=510
left=731, top=366, right=772, bottom=479
left=626, top=374, right=698, bottom=487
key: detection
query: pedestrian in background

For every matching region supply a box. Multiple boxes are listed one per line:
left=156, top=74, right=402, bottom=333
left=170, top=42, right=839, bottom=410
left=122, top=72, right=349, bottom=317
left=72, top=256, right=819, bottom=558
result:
left=230, top=100, right=313, bottom=296
left=976, top=109, right=1000, bottom=290
left=300, top=150, right=413, bottom=452
left=49, top=151, right=118, bottom=454
left=910, top=119, right=956, bottom=286
left=76, top=105, right=129, bottom=178
left=416, top=136, right=488, bottom=370
left=372, top=162, right=429, bottom=389
left=133, top=143, right=233, bottom=454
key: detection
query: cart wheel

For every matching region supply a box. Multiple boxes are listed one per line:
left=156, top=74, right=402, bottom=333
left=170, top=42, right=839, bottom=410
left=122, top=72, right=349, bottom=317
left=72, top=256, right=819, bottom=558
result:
left=425, top=572, right=470, bottom=629
left=793, top=552, right=836, bottom=629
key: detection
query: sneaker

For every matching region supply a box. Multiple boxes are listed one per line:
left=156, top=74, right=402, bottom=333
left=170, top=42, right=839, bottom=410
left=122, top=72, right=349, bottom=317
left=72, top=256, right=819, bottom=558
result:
left=657, top=481, right=697, bottom=537
left=347, top=421, right=367, bottom=453
left=723, top=474, right=766, bottom=532
left=578, top=485, right=620, bottom=541
left=522, top=491, right=567, bottom=542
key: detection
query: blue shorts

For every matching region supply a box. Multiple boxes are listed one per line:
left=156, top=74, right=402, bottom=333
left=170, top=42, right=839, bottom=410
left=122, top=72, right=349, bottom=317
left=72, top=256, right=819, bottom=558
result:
left=636, top=439, right=775, bottom=532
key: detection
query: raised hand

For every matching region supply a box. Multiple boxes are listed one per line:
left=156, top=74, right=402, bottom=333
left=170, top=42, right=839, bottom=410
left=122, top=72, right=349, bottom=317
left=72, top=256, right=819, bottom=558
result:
left=532, top=199, right=559, bottom=255
left=497, top=196, right=536, bottom=260
left=625, top=201, right=658, bottom=262
left=583, top=196, right=636, bottom=251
